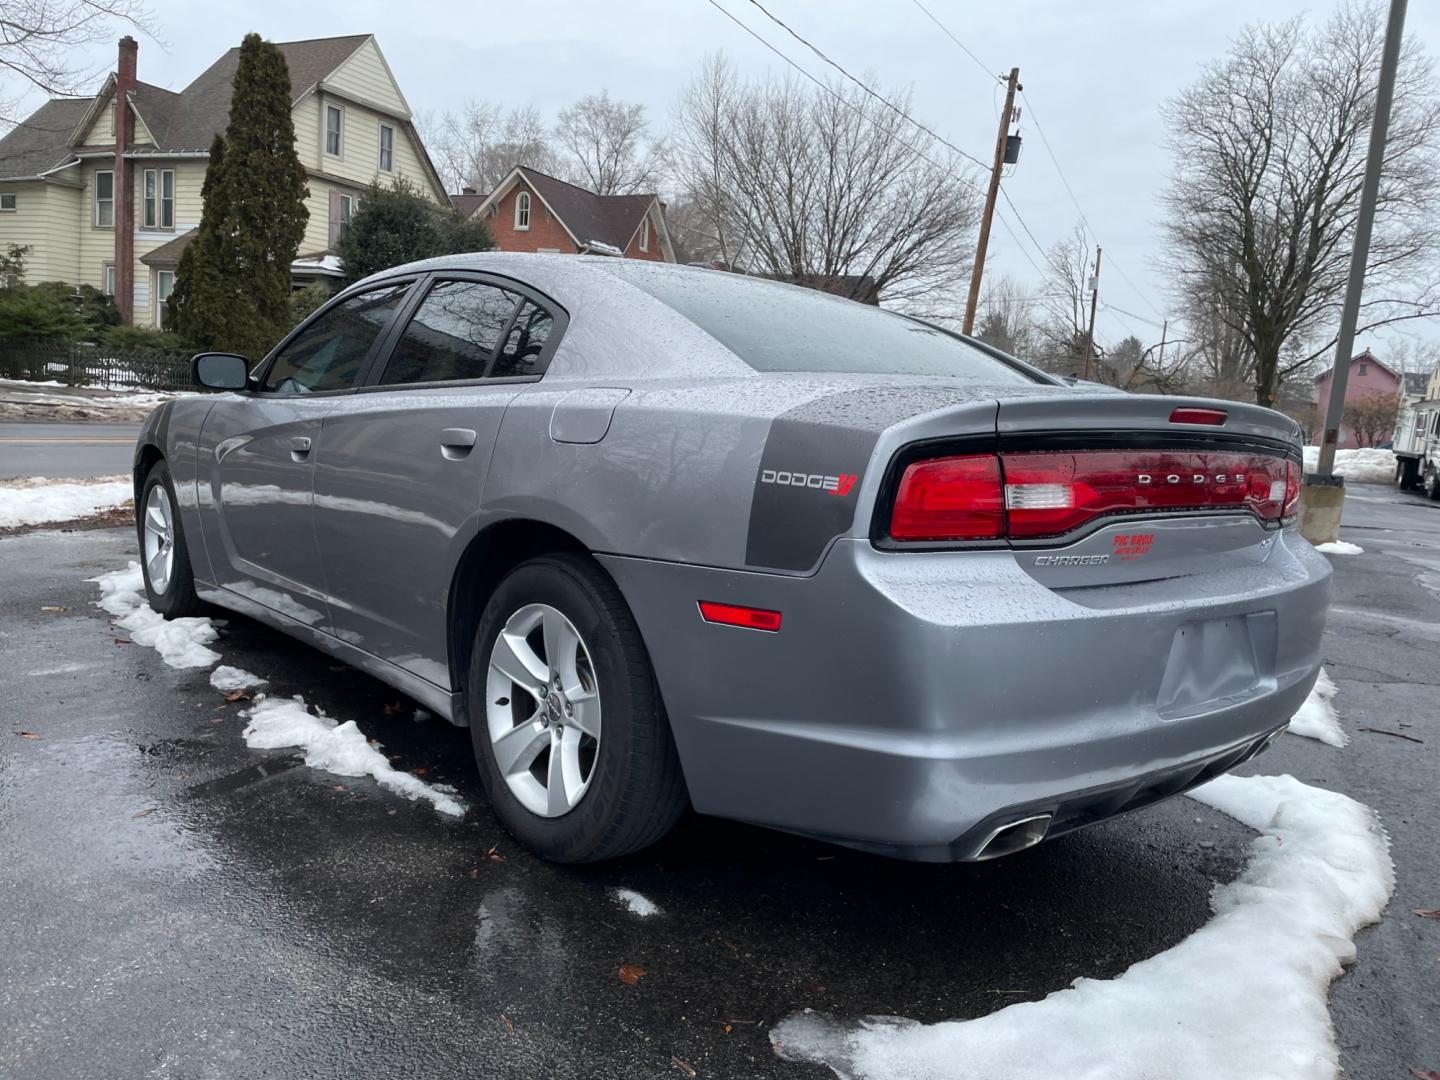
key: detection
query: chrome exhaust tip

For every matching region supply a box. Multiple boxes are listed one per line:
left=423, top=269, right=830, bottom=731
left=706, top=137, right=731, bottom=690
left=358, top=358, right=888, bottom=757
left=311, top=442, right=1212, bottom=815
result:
left=974, top=813, right=1053, bottom=861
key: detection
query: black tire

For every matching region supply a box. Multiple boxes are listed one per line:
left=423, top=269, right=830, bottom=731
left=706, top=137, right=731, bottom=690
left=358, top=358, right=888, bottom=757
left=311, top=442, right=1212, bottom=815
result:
left=1398, top=458, right=1421, bottom=491
left=1428, top=468, right=1440, bottom=501
left=468, top=553, right=687, bottom=863
left=137, top=460, right=203, bottom=618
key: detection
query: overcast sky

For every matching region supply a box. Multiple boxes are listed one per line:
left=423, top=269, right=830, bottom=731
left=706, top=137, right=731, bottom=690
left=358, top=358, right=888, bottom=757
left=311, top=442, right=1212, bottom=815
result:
left=16, top=0, right=1440, bottom=356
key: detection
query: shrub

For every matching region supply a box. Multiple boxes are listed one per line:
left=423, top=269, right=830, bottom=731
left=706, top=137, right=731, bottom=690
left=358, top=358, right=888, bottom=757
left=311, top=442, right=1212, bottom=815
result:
left=101, top=324, right=183, bottom=350
left=0, top=288, right=89, bottom=341
left=338, top=177, right=495, bottom=283
left=289, top=280, right=333, bottom=326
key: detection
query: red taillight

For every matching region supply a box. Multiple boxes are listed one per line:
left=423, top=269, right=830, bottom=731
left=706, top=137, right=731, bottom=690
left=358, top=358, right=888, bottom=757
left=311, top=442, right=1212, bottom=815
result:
left=1170, top=407, right=1228, bottom=426
left=698, top=601, right=782, bottom=632
left=890, top=454, right=1004, bottom=541
left=886, top=449, right=1298, bottom=542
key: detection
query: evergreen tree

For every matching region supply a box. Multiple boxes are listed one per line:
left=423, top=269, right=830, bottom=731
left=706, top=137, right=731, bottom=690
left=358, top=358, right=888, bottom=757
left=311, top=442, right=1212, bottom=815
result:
left=171, top=35, right=308, bottom=358
left=338, top=177, right=493, bottom=284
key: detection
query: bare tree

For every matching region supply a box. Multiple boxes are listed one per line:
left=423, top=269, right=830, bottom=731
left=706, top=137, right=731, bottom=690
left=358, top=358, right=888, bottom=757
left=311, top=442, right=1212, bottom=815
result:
left=554, top=90, right=661, bottom=195
left=975, top=274, right=1040, bottom=359
left=1343, top=390, right=1397, bottom=446
left=671, top=54, right=981, bottom=307
left=1, top=0, right=157, bottom=130
left=429, top=101, right=565, bottom=194
left=1160, top=1, right=1440, bottom=407
left=1033, top=226, right=1099, bottom=376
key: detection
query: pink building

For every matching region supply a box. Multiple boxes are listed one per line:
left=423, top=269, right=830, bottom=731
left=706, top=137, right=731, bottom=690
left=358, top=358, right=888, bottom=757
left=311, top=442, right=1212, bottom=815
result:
left=1311, top=349, right=1400, bottom=448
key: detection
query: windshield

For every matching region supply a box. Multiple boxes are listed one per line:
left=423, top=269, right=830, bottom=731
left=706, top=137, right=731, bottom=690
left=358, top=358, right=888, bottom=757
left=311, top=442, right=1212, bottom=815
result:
left=610, top=266, right=1039, bottom=382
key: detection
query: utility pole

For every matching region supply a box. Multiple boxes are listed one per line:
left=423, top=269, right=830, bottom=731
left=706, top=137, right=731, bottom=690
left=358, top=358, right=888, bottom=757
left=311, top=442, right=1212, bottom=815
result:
left=1082, top=246, right=1102, bottom=381
left=1156, top=319, right=1168, bottom=370
left=1317, top=0, right=1408, bottom=476
left=962, top=66, right=1020, bottom=336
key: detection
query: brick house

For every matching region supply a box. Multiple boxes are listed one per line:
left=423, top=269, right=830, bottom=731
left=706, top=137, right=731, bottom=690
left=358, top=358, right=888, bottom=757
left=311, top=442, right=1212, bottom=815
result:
left=1311, top=348, right=1402, bottom=448
left=457, top=166, right=675, bottom=262
left=0, top=34, right=448, bottom=325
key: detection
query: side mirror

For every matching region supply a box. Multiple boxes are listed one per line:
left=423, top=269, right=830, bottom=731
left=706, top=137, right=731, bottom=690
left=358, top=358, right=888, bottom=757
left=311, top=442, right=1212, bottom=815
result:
left=192, top=352, right=251, bottom=391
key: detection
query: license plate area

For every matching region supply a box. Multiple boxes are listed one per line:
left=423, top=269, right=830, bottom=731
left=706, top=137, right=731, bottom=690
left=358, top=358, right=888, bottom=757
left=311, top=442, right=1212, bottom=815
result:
left=1156, top=612, right=1277, bottom=719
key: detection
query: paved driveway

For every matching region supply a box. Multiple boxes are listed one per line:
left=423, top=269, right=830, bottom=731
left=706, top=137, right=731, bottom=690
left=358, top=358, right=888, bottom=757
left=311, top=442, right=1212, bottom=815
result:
left=0, top=485, right=1435, bottom=1079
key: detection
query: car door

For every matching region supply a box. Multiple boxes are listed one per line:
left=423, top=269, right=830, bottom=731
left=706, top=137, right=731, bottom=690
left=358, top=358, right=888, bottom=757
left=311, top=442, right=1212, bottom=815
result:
left=311, top=273, right=566, bottom=687
left=196, top=281, right=413, bottom=630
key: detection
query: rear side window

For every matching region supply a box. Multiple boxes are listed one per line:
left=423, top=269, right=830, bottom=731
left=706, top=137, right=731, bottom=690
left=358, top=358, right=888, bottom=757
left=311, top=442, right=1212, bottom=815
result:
left=380, top=279, right=519, bottom=385
left=491, top=301, right=554, bottom=378
left=620, top=269, right=1037, bottom=382
left=262, top=283, right=410, bottom=394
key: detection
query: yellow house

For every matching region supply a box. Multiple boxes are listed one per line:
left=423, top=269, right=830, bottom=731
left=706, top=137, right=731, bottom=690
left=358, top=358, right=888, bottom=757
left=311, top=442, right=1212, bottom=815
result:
left=0, top=34, right=448, bottom=326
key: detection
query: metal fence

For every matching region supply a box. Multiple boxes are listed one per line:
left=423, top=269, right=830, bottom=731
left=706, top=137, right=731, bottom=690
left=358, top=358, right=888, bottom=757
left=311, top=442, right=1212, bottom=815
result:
left=0, top=339, right=194, bottom=392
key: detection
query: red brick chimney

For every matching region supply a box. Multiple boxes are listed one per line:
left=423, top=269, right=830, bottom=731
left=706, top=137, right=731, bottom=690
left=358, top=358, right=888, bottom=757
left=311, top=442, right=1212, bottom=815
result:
left=113, top=36, right=138, bottom=323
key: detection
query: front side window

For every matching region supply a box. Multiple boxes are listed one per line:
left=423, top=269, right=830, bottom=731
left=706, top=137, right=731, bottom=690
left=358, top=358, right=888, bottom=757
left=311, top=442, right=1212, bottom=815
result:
left=379, top=123, right=394, bottom=172
left=154, top=270, right=174, bottom=327
left=515, top=191, right=530, bottom=230
left=326, top=104, right=343, bottom=156
left=491, top=301, right=554, bottom=378
left=262, top=283, right=411, bottom=394
left=380, top=279, right=519, bottom=385
left=94, top=170, right=114, bottom=227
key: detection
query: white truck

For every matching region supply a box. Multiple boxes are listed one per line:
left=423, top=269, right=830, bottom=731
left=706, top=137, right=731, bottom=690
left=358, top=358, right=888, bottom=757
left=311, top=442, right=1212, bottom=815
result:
left=1393, top=394, right=1440, bottom=497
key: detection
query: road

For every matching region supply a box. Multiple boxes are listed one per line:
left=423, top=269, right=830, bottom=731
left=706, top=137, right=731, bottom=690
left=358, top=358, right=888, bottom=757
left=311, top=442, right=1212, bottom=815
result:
left=0, top=421, right=140, bottom=479
left=0, top=485, right=1435, bottom=1079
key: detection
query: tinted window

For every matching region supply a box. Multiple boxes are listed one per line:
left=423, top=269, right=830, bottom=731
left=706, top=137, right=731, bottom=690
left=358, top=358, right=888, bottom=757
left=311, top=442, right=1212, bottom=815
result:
left=381, top=279, right=519, bottom=385
left=263, top=284, right=410, bottom=394
left=617, top=268, right=1038, bottom=382
left=491, top=301, right=554, bottom=378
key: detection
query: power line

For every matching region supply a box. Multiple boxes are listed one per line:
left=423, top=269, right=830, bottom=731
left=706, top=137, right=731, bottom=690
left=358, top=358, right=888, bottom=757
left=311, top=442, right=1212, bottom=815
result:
left=907, top=0, right=1001, bottom=84
left=699, top=0, right=1047, bottom=280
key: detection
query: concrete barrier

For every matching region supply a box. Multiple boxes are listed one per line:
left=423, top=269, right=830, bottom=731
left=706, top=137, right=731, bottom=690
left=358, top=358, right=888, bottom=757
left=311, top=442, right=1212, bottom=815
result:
left=1298, top=474, right=1345, bottom=546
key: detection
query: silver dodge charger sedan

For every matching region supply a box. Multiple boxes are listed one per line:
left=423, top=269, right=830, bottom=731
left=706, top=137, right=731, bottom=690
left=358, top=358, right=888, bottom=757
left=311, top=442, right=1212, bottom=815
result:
left=134, top=254, right=1331, bottom=863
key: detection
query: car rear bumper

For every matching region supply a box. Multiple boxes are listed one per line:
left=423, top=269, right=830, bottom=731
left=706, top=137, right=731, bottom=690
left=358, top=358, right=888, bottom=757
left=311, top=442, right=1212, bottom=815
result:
left=599, top=528, right=1331, bottom=861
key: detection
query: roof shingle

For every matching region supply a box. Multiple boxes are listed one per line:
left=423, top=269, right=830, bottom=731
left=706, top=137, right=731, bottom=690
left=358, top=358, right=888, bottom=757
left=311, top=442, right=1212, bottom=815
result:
left=0, top=98, right=92, bottom=178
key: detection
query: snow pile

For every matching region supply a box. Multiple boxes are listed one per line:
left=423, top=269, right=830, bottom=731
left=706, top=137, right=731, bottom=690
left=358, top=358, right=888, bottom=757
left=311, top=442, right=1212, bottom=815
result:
left=613, top=888, right=661, bottom=917
left=772, top=774, right=1393, bottom=1080
left=242, top=694, right=465, bottom=818
left=1287, top=669, right=1346, bottom=748
left=90, top=562, right=220, bottom=668
left=1315, top=540, right=1364, bottom=555
left=1301, top=446, right=1395, bottom=485
left=0, top=476, right=131, bottom=528
left=210, top=666, right=268, bottom=693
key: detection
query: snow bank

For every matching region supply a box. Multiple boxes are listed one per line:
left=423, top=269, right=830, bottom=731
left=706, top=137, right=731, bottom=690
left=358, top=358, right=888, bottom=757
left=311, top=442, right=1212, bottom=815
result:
left=241, top=694, right=465, bottom=818
left=613, top=888, right=661, bottom=917
left=0, top=476, right=131, bottom=528
left=210, top=665, right=268, bottom=693
left=1287, top=669, right=1346, bottom=748
left=90, top=562, right=220, bottom=668
left=1315, top=540, right=1364, bottom=555
left=772, top=774, right=1393, bottom=1080
left=1301, top=446, right=1395, bottom=485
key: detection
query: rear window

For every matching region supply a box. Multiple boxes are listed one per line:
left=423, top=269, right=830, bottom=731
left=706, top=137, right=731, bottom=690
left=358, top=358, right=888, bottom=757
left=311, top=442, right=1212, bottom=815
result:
left=617, top=268, right=1037, bottom=382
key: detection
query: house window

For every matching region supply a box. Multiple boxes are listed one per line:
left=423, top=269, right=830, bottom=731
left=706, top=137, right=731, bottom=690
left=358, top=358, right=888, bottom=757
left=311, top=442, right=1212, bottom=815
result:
left=0, top=192, right=15, bottom=212
left=639, top=216, right=649, bottom=252
left=514, top=191, right=530, bottom=230
left=94, top=170, right=114, bottom=227
left=154, top=270, right=174, bottom=328
left=326, top=104, right=343, bottom=156
left=338, top=193, right=354, bottom=236
left=142, top=169, right=175, bottom=229
left=103, top=263, right=115, bottom=296
left=1358, top=362, right=1368, bottom=375
left=378, top=123, right=394, bottom=172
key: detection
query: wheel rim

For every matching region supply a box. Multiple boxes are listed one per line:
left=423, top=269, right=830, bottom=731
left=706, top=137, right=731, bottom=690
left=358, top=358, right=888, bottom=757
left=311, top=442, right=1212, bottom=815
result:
left=142, top=483, right=175, bottom=595
left=485, top=603, right=602, bottom=817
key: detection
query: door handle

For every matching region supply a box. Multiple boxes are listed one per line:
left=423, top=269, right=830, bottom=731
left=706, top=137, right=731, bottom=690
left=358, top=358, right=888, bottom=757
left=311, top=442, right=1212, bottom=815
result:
left=287, top=435, right=312, bottom=461
left=440, top=428, right=477, bottom=460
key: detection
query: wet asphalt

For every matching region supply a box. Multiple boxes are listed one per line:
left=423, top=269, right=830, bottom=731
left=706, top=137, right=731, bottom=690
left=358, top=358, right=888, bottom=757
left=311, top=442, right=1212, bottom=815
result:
left=0, top=485, right=1436, bottom=1080
left=0, top=422, right=141, bottom=480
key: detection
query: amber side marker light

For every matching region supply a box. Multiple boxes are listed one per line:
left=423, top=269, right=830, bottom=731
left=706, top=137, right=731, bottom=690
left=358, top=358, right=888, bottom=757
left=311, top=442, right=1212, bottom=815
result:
left=1169, top=407, right=1228, bottom=425
left=698, top=601, right=782, bottom=632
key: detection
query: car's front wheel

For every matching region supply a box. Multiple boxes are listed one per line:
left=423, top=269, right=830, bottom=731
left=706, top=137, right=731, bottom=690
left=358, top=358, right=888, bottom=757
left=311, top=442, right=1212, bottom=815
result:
left=468, top=554, right=687, bottom=863
left=138, top=460, right=203, bottom=617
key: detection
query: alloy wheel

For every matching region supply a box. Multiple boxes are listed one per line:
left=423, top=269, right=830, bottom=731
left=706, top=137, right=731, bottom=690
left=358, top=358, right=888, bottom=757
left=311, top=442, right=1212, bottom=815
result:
left=485, top=603, right=602, bottom=817
left=143, top=483, right=175, bottom=595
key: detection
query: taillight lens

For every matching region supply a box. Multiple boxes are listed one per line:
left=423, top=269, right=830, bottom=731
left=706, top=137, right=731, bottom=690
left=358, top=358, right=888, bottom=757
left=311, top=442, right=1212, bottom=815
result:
left=890, top=454, right=1004, bottom=541
left=887, top=449, right=1299, bottom=542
